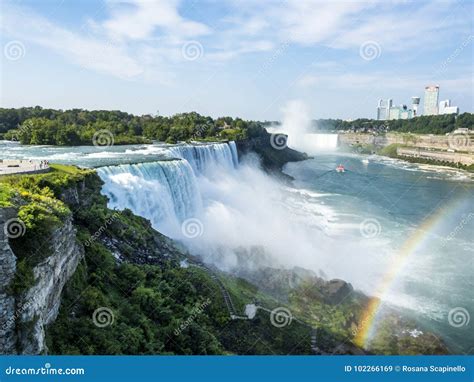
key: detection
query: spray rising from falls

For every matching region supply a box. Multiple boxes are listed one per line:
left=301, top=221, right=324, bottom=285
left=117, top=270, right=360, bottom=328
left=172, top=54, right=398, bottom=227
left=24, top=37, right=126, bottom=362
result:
left=96, top=140, right=375, bottom=280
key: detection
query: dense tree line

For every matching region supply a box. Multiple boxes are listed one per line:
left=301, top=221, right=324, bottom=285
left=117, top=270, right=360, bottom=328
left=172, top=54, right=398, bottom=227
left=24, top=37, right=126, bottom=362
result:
left=0, top=107, right=265, bottom=145
left=308, top=113, right=473, bottom=134
left=2, top=107, right=470, bottom=146
left=262, top=113, right=473, bottom=135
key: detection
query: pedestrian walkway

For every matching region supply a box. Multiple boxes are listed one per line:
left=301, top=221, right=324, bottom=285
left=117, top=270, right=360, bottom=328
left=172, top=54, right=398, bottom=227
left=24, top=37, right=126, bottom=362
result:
left=0, top=159, right=49, bottom=176
left=190, top=261, right=322, bottom=353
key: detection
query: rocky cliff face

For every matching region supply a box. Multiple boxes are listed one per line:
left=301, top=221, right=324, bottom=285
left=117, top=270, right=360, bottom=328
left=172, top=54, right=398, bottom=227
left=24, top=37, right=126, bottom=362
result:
left=0, top=209, right=83, bottom=354
left=236, top=131, right=308, bottom=175
left=0, top=207, right=18, bottom=353
left=339, top=132, right=474, bottom=153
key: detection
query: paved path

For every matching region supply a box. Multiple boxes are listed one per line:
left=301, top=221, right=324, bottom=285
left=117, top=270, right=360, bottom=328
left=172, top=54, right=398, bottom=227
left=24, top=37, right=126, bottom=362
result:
left=0, top=160, right=49, bottom=176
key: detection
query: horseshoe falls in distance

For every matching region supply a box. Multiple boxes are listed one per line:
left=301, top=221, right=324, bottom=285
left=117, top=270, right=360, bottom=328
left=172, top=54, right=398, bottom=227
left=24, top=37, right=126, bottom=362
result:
left=96, top=142, right=238, bottom=238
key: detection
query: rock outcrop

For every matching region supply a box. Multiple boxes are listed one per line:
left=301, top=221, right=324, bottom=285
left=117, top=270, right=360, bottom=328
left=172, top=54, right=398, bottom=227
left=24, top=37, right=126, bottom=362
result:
left=0, top=209, right=83, bottom=354
left=321, top=279, right=354, bottom=305
left=236, top=131, right=308, bottom=175
left=238, top=265, right=354, bottom=305
left=0, top=207, right=18, bottom=353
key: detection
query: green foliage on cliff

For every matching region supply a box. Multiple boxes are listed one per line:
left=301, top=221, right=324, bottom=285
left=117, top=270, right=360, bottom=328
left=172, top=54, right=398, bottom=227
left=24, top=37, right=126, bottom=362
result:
left=0, top=165, right=94, bottom=295
left=0, top=107, right=265, bottom=145
left=47, top=246, right=224, bottom=354
left=0, top=183, right=15, bottom=207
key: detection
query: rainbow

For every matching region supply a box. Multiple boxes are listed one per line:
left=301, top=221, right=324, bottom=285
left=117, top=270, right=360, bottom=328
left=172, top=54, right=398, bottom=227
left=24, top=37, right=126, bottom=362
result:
left=354, top=197, right=471, bottom=348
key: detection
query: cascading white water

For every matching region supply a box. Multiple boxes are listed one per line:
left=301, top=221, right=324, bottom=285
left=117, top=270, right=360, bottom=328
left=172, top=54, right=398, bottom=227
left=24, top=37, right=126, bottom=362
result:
left=167, top=142, right=238, bottom=173
left=96, top=142, right=238, bottom=237
left=97, top=159, right=202, bottom=237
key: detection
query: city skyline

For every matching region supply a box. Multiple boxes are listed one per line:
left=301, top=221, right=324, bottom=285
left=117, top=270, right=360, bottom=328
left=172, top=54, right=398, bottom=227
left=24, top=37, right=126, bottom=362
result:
left=1, top=0, right=473, bottom=121
left=376, top=84, right=461, bottom=121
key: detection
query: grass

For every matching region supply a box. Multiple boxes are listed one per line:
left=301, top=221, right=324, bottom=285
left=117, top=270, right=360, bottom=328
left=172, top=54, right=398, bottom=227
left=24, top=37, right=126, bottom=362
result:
left=48, top=163, right=86, bottom=174
left=376, top=143, right=400, bottom=157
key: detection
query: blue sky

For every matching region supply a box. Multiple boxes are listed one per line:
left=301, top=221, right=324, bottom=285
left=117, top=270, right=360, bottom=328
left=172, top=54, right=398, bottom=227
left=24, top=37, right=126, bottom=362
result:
left=1, top=0, right=472, bottom=120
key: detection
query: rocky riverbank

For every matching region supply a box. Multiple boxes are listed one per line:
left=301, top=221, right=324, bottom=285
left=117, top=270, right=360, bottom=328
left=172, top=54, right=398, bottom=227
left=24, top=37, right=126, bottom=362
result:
left=339, top=131, right=474, bottom=168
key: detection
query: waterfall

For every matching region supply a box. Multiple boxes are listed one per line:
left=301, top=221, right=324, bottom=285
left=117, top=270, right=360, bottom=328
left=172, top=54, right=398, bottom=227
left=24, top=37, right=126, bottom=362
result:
left=167, top=142, right=238, bottom=173
left=97, top=159, right=202, bottom=237
left=302, top=134, right=338, bottom=150
left=96, top=142, right=239, bottom=238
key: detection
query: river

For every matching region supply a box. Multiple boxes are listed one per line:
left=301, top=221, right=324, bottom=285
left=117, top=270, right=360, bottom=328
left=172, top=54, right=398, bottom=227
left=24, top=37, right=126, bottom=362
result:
left=1, top=139, right=472, bottom=354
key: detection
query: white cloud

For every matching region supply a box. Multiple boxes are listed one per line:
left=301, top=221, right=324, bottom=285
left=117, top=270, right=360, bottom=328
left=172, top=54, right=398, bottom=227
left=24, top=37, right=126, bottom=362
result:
left=102, top=0, right=210, bottom=41
left=297, top=71, right=473, bottom=96
left=275, top=0, right=371, bottom=45
left=0, top=0, right=471, bottom=88
left=206, top=40, right=274, bottom=61
left=1, top=4, right=144, bottom=79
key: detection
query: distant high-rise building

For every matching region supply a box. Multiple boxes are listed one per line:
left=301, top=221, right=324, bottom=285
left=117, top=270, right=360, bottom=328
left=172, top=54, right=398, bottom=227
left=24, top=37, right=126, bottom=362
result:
left=411, top=96, right=420, bottom=117
left=377, top=99, right=389, bottom=120
left=439, top=99, right=459, bottom=115
left=389, top=105, right=413, bottom=120
left=424, top=85, right=439, bottom=115
left=378, top=99, right=414, bottom=120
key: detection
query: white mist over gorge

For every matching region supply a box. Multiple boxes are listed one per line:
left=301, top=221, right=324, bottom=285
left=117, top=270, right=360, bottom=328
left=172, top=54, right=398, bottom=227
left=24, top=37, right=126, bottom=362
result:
left=268, top=100, right=339, bottom=154
left=96, top=142, right=383, bottom=282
